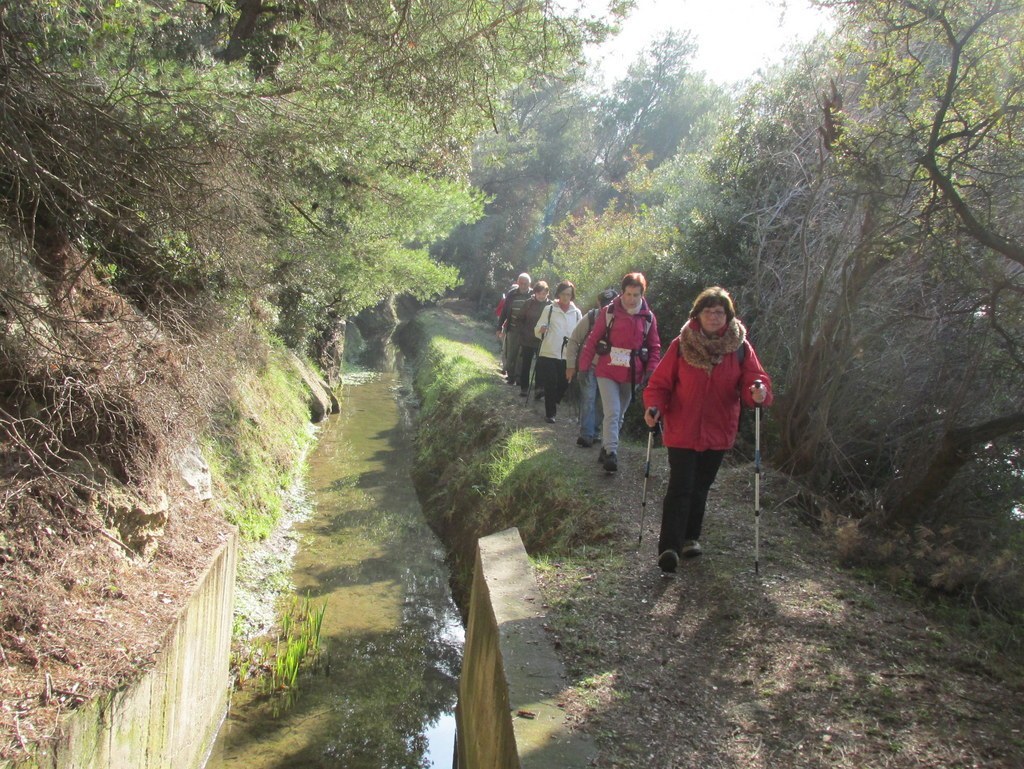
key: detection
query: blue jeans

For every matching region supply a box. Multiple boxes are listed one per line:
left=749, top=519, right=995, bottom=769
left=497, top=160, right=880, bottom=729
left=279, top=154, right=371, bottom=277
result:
left=577, top=369, right=602, bottom=441
left=597, top=377, right=633, bottom=453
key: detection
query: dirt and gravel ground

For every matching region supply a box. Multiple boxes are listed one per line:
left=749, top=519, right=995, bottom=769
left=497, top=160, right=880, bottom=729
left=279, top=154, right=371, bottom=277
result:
left=517, top=398, right=1024, bottom=768
left=0, top=498, right=232, bottom=761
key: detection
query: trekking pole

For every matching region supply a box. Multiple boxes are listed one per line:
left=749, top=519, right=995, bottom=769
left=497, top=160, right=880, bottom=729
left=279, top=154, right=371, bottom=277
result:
left=639, top=408, right=661, bottom=548
left=527, top=320, right=547, bottom=407
left=753, top=380, right=763, bottom=575
left=525, top=353, right=537, bottom=407
left=524, top=359, right=532, bottom=406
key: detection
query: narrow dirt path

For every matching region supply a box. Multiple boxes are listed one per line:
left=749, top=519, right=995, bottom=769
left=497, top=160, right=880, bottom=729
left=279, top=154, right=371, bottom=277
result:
left=496, top=362, right=1023, bottom=768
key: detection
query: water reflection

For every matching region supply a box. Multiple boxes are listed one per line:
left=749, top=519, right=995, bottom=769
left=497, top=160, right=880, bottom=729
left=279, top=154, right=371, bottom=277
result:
left=206, top=372, right=462, bottom=769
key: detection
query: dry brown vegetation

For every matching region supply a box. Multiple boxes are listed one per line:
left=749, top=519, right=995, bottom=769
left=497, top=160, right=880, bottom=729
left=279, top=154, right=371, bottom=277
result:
left=0, top=500, right=231, bottom=759
left=0, top=236, right=236, bottom=760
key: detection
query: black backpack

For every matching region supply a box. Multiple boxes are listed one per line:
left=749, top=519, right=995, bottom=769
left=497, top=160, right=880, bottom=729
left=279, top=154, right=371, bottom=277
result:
left=571, top=308, right=601, bottom=370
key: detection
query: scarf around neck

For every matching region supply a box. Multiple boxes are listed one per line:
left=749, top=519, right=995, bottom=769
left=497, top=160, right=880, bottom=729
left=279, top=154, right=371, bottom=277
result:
left=679, top=317, right=746, bottom=373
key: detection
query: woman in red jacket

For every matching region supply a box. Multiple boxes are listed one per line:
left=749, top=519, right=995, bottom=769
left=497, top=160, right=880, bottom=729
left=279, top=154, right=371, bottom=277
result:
left=571, top=272, right=660, bottom=473
left=643, top=286, right=772, bottom=573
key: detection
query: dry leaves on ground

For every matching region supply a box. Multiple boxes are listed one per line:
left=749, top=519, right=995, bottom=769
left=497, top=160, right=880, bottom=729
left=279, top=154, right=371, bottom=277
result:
left=527, top=412, right=1024, bottom=769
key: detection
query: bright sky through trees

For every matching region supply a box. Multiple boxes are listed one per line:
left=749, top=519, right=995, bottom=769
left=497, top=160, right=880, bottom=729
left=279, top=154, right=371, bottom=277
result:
left=582, top=0, right=835, bottom=85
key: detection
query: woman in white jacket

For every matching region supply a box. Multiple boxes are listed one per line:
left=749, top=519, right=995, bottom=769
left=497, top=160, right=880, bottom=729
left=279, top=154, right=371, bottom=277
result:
left=535, top=281, right=583, bottom=423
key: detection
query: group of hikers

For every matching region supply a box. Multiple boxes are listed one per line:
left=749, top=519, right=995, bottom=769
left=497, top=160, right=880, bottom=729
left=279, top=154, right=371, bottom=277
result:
left=495, top=271, right=774, bottom=573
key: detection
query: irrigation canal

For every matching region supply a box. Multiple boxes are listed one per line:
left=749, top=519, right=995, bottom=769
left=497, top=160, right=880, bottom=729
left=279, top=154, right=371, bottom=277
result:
left=205, top=370, right=463, bottom=768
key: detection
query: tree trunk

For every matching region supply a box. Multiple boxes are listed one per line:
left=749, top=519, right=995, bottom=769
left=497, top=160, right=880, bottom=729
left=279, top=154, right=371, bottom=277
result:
left=888, top=413, right=1024, bottom=525
left=316, top=315, right=346, bottom=389
left=774, top=203, right=886, bottom=478
left=222, top=0, right=264, bottom=63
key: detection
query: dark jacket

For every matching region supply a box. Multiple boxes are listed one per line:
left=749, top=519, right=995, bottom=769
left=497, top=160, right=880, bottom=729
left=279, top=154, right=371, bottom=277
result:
left=498, top=287, right=532, bottom=331
left=518, top=297, right=550, bottom=349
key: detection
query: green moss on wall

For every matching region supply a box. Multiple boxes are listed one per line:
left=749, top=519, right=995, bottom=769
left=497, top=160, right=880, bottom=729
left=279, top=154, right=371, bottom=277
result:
left=204, top=344, right=315, bottom=541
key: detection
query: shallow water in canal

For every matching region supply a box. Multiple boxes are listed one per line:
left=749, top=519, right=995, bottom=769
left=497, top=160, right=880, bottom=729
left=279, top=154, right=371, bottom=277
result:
left=205, top=371, right=463, bottom=769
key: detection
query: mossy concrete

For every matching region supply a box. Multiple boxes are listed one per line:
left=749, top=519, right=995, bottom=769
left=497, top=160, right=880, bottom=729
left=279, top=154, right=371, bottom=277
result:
left=2, top=535, right=237, bottom=769
left=456, top=527, right=596, bottom=769
left=288, top=351, right=339, bottom=423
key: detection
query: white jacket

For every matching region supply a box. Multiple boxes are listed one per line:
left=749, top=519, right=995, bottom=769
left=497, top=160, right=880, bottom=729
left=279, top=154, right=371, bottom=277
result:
left=535, top=301, right=582, bottom=360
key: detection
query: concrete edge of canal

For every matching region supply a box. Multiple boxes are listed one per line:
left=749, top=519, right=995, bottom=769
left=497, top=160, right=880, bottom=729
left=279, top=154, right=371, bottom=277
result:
left=1, top=534, right=237, bottom=769
left=456, top=527, right=597, bottom=769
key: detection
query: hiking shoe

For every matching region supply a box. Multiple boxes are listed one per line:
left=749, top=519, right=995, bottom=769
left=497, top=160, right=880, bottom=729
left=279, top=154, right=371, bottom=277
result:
left=535, top=390, right=545, bottom=401
left=545, top=416, right=556, bottom=424
left=658, top=549, right=679, bottom=573
left=519, top=390, right=529, bottom=397
left=576, top=436, right=594, bottom=448
left=680, top=540, right=702, bottom=558
left=597, top=447, right=607, bottom=464
left=603, top=452, right=618, bottom=472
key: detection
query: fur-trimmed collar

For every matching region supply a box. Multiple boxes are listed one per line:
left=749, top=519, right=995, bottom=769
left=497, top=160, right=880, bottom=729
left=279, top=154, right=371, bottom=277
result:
left=679, top=318, right=746, bottom=373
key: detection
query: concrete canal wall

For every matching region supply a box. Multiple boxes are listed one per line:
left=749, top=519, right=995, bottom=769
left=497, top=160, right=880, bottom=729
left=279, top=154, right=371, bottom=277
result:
left=456, top=527, right=596, bottom=769
left=3, top=536, right=237, bottom=769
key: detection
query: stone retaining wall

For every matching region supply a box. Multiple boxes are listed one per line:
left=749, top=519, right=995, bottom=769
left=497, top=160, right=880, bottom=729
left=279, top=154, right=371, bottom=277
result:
left=2, top=535, right=237, bottom=769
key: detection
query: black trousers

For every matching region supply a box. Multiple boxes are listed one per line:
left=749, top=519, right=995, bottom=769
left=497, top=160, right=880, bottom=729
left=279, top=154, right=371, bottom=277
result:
left=535, top=356, right=567, bottom=418
left=658, top=448, right=726, bottom=554
left=519, top=345, right=539, bottom=392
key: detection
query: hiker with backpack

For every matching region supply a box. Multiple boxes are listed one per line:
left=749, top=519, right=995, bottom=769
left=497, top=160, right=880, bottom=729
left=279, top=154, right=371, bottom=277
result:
left=497, top=273, right=533, bottom=386
left=564, top=287, right=618, bottom=448
left=642, top=286, right=773, bottom=573
left=494, top=276, right=520, bottom=378
left=534, top=281, right=583, bottom=423
left=516, top=281, right=551, bottom=399
left=571, top=272, right=661, bottom=473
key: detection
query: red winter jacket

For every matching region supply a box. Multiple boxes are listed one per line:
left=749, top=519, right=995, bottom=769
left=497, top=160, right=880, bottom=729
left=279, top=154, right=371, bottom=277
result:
left=642, top=322, right=773, bottom=451
left=577, top=296, right=661, bottom=384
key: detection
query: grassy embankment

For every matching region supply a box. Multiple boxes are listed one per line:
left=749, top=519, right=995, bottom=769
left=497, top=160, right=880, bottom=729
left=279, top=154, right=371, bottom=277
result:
left=407, top=306, right=621, bottom=601
left=201, top=342, right=321, bottom=661
left=204, top=344, right=315, bottom=542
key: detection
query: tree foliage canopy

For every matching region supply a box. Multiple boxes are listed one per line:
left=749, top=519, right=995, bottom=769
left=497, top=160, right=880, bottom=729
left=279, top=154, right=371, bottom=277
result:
left=0, top=0, right=597, bottom=556
left=444, top=0, right=1023, bottom=602
left=437, top=30, right=729, bottom=304
left=1, top=0, right=597, bottom=343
